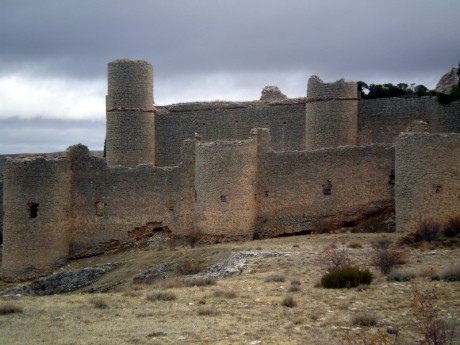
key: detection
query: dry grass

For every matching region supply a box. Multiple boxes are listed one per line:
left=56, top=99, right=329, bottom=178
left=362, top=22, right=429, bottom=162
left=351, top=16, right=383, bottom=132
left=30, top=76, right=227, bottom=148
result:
left=0, top=232, right=459, bottom=344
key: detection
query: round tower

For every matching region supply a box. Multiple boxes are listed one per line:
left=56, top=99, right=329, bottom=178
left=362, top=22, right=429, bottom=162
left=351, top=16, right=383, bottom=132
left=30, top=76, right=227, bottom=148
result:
left=106, top=59, right=155, bottom=167
left=305, top=75, right=358, bottom=150
left=2, top=157, right=70, bottom=281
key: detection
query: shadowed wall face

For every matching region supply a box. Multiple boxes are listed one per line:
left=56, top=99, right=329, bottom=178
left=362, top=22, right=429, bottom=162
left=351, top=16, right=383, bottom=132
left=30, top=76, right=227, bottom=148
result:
left=396, top=133, right=460, bottom=233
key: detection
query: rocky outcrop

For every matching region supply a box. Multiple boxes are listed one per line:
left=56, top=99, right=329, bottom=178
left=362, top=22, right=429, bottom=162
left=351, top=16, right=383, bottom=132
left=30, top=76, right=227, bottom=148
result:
left=436, top=67, right=459, bottom=94
left=260, top=85, right=288, bottom=101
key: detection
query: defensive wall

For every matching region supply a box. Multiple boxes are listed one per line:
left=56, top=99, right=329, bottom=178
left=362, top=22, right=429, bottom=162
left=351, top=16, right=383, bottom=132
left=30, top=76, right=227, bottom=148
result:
left=395, top=133, right=460, bottom=233
left=2, top=58, right=460, bottom=281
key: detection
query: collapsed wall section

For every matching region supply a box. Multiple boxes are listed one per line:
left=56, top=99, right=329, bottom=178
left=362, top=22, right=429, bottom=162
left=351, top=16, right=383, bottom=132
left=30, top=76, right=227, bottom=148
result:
left=305, top=76, right=358, bottom=150
left=67, top=144, right=195, bottom=257
left=358, top=98, right=460, bottom=145
left=2, top=156, right=70, bottom=281
left=194, top=136, right=258, bottom=240
left=106, top=59, right=155, bottom=167
left=256, top=144, right=394, bottom=237
left=155, top=99, right=306, bottom=166
left=395, top=133, right=460, bottom=233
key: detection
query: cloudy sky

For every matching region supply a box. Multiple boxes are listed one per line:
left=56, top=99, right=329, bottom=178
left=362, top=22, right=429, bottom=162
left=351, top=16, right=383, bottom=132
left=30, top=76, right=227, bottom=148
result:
left=0, top=0, right=459, bottom=154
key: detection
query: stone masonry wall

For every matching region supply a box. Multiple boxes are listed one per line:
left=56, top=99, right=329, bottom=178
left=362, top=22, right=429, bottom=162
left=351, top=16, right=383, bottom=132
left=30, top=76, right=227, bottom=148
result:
left=106, top=59, right=155, bottom=167
left=194, top=136, right=258, bottom=239
left=155, top=99, right=306, bottom=166
left=358, top=98, right=460, bottom=145
left=2, top=157, right=70, bottom=281
left=67, top=144, right=195, bottom=258
left=305, top=76, right=358, bottom=150
left=395, top=133, right=460, bottom=233
left=256, top=144, right=394, bottom=237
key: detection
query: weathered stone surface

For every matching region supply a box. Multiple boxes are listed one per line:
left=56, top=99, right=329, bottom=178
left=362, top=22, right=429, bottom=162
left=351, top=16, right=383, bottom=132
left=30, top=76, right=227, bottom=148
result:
left=436, top=67, right=459, bottom=94
left=0, top=263, right=120, bottom=296
left=260, top=85, right=287, bottom=101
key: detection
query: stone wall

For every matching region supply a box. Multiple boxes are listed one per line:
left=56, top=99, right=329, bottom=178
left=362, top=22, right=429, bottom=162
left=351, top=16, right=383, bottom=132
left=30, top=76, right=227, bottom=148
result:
left=194, top=135, right=258, bottom=240
left=106, top=59, right=155, bottom=167
left=305, top=76, right=358, bottom=150
left=358, top=98, right=460, bottom=145
left=256, top=143, right=395, bottom=237
left=66, top=144, right=195, bottom=258
left=2, top=156, right=70, bottom=281
left=155, top=99, right=306, bottom=166
left=395, top=133, right=460, bottom=233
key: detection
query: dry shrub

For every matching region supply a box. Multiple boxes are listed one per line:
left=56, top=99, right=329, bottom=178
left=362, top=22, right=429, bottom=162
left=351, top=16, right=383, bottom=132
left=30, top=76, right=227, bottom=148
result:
left=387, top=268, right=416, bottom=282
left=341, top=329, right=399, bottom=345
left=311, top=219, right=335, bottom=234
left=433, top=264, right=460, bottom=282
left=186, top=229, right=202, bottom=248
left=197, top=308, right=219, bottom=316
left=281, top=295, right=297, bottom=308
left=178, top=259, right=203, bottom=275
left=412, top=287, right=458, bottom=345
left=159, top=276, right=217, bottom=289
left=288, top=285, right=301, bottom=293
left=212, top=290, right=237, bottom=299
left=352, top=311, right=378, bottom=327
left=147, top=331, right=167, bottom=338
left=444, top=217, right=460, bottom=238
left=348, top=242, right=364, bottom=249
left=372, top=248, right=407, bottom=275
left=290, top=279, right=301, bottom=286
left=371, top=237, right=393, bottom=250
left=264, top=274, right=286, bottom=282
left=0, top=304, right=23, bottom=315
left=321, top=266, right=373, bottom=289
left=319, top=245, right=353, bottom=271
left=415, top=220, right=442, bottom=242
left=89, top=297, right=109, bottom=309
left=146, top=291, right=176, bottom=301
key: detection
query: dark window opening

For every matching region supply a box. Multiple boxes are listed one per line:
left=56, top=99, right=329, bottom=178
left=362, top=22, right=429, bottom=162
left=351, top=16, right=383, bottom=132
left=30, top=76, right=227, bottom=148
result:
left=434, top=185, right=442, bottom=194
left=283, top=121, right=287, bottom=124
left=235, top=120, right=239, bottom=123
left=220, top=195, right=228, bottom=202
left=95, top=201, right=106, bottom=216
left=27, top=202, right=39, bottom=219
left=322, top=180, right=332, bottom=196
left=264, top=191, right=269, bottom=197
left=169, top=206, right=175, bottom=212
left=388, top=169, right=395, bottom=186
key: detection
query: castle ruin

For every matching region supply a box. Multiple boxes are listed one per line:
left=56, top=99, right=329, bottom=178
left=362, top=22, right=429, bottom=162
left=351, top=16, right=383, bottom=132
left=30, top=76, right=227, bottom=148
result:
left=2, top=59, right=460, bottom=281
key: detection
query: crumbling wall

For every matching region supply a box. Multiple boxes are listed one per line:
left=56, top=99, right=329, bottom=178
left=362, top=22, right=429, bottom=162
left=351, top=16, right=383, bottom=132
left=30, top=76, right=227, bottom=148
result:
left=194, top=135, right=258, bottom=240
left=106, top=59, right=155, bottom=167
left=305, top=76, right=358, bottom=150
left=67, top=144, right=195, bottom=258
left=0, top=179, right=3, bottom=244
left=395, top=133, right=460, bottom=233
left=256, top=144, right=394, bottom=237
left=358, top=98, right=460, bottom=145
left=2, top=156, right=71, bottom=281
left=155, top=98, right=306, bottom=166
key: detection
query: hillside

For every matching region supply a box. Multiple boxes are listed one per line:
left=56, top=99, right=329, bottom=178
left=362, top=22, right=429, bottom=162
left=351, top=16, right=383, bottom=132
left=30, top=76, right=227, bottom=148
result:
left=0, top=232, right=459, bottom=344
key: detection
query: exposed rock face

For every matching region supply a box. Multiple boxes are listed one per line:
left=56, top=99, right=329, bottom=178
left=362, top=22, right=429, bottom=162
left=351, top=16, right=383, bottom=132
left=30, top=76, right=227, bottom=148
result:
left=260, top=85, right=287, bottom=101
left=0, top=263, right=120, bottom=296
left=436, top=67, right=459, bottom=94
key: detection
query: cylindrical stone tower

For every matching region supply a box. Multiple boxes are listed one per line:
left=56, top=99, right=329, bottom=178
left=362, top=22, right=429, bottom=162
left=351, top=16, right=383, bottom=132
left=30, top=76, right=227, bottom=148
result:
left=305, top=75, right=358, bottom=150
left=2, top=157, right=71, bottom=281
left=106, top=59, right=155, bottom=167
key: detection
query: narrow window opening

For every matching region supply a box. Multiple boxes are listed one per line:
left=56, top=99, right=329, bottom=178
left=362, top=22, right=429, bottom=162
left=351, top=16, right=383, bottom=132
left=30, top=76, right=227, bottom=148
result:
left=220, top=195, right=228, bottom=202
left=434, top=185, right=442, bottom=194
left=264, top=191, right=269, bottom=197
left=95, top=201, right=106, bottom=216
left=27, top=202, right=39, bottom=219
left=388, top=169, right=395, bottom=186
left=322, top=180, right=332, bottom=196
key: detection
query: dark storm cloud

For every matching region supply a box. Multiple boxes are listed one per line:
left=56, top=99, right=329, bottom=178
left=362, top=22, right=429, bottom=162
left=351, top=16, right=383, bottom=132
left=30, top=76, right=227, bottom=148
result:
left=1, top=0, right=459, bottom=81
left=0, top=117, right=105, bottom=154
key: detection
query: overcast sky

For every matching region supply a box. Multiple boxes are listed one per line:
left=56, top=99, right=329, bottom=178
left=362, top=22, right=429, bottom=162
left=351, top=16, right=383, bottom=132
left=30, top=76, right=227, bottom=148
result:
left=0, top=0, right=459, bottom=154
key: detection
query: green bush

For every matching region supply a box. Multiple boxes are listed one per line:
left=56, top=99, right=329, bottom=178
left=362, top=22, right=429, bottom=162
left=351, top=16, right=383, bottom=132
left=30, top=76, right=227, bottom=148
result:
left=321, top=266, right=373, bottom=289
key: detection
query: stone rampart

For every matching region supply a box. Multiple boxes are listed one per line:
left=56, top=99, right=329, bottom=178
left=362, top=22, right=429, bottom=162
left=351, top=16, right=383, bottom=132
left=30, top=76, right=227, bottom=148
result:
left=395, top=133, right=460, bottom=233
left=2, top=156, right=70, bottom=281
left=106, top=59, right=155, bottom=167
left=155, top=98, right=306, bottom=166
left=358, top=98, right=460, bottom=145
left=256, top=144, right=394, bottom=237
left=194, top=136, right=258, bottom=239
left=305, top=76, right=358, bottom=150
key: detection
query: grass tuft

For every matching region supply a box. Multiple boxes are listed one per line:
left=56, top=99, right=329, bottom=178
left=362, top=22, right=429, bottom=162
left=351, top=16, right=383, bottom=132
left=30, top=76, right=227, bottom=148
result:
left=281, top=295, right=297, bottom=308
left=264, top=274, right=286, bottom=282
left=351, top=311, right=378, bottom=326
left=89, top=297, right=109, bottom=309
left=0, top=304, right=23, bottom=315
left=146, top=291, right=177, bottom=301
